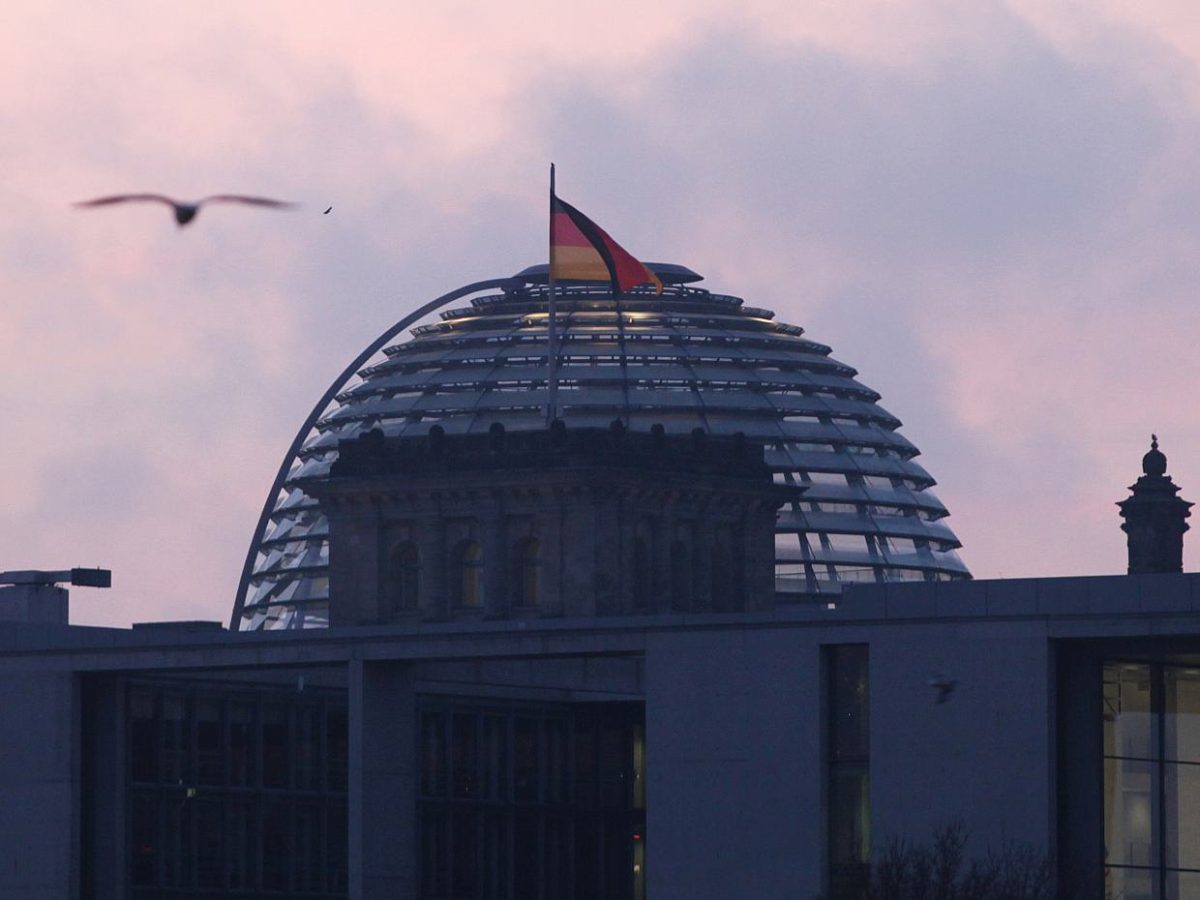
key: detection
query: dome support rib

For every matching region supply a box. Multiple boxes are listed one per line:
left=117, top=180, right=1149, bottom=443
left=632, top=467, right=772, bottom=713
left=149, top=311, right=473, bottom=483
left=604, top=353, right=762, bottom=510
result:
left=229, top=277, right=518, bottom=629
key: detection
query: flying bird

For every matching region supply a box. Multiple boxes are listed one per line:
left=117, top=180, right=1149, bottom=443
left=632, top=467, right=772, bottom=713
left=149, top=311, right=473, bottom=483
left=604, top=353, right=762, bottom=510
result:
left=927, top=672, right=959, bottom=704
left=73, top=193, right=297, bottom=227
left=324, top=206, right=333, bottom=214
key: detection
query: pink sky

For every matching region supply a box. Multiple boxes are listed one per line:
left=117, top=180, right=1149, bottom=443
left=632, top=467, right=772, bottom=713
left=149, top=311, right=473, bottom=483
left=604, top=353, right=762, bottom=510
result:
left=5, top=1, right=1200, bottom=627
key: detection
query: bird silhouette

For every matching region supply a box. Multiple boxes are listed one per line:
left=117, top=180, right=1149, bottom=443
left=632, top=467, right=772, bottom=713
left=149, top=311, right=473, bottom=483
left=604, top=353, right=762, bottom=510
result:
left=927, top=672, right=959, bottom=704
left=323, top=206, right=333, bottom=214
left=73, top=193, right=297, bottom=227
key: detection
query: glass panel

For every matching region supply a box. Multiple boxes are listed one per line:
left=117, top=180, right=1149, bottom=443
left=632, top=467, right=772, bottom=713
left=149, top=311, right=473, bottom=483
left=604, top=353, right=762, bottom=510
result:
left=421, top=711, right=446, bottom=798
left=1166, top=868, right=1200, bottom=900
left=1167, top=667, right=1200, bottom=763
left=1105, top=757, right=1158, bottom=868
left=830, top=645, right=869, bottom=761
left=514, top=718, right=539, bottom=803
left=130, top=692, right=158, bottom=784
left=262, top=704, right=290, bottom=789
left=229, top=701, right=255, bottom=788
left=1106, top=865, right=1157, bottom=900
left=1105, top=663, right=1155, bottom=760
left=830, top=767, right=870, bottom=867
left=481, top=715, right=507, bottom=802
left=195, top=698, right=223, bottom=786
left=1167, top=762, right=1200, bottom=870
left=452, top=809, right=479, bottom=897
left=130, top=792, right=159, bottom=886
left=453, top=713, right=479, bottom=799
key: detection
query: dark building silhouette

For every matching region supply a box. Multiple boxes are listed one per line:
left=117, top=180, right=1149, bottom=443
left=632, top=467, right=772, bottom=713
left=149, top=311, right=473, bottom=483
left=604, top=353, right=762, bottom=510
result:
left=1119, top=435, right=1193, bottom=574
left=306, top=423, right=790, bottom=627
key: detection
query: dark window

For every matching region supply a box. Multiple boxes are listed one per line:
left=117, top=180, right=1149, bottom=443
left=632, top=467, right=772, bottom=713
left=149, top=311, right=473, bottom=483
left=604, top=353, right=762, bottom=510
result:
left=454, top=540, right=484, bottom=608
left=827, top=644, right=870, bottom=896
left=512, top=536, right=541, bottom=606
left=419, top=700, right=644, bottom=900
left=125, top=679, right=347, bottom=899
left=388, top=541, right=420, bottom=613
left=669, top=540, right=691, bottom=611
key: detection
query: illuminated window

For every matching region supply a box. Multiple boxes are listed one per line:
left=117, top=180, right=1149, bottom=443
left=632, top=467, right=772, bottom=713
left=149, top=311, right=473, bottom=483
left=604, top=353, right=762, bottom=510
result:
left=1103, top=661, right=1200, bottom=898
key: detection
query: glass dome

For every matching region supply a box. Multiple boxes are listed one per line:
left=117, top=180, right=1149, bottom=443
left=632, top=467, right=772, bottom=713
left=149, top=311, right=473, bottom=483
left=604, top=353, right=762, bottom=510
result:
left=233, top=264, right=969, bottom=630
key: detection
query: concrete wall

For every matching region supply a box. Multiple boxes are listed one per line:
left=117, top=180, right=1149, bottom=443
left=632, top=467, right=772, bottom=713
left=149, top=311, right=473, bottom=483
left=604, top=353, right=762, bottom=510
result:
left=870, top=620, right=1056, bottom=858
left=644, top=628, right=823, bottom=899
left=0, top=670, right=78, bottom=899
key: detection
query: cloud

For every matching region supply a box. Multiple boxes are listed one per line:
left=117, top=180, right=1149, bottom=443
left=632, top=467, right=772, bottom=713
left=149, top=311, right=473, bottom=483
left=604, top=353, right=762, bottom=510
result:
left=4, top=1, right=1200, bottom=626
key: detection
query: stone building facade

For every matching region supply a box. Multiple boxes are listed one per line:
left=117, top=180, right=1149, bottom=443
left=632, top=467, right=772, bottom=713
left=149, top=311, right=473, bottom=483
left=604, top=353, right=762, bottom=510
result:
left=306, top=422, right=795, bottom=627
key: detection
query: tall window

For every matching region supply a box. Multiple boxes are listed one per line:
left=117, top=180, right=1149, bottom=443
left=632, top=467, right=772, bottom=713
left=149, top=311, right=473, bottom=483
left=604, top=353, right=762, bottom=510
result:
left=669, top=540, right=691, bottom=611
left=1104, top=661, right=1200, bottom=898
left=387, top=542, right=420, bottom=614
left=512, top=537, right=541, bottom=606
left=454, top=541, right=484, bottom=608
left=827, top=644, right=870, bottom=896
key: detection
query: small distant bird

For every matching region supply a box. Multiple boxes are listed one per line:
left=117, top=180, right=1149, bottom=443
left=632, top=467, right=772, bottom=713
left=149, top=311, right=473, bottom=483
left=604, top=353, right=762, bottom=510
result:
left=73, top=193, right=297, bottom=227
left=927, top=671, right=959, bottom=704
left=323, top=206, right=333, bottom=214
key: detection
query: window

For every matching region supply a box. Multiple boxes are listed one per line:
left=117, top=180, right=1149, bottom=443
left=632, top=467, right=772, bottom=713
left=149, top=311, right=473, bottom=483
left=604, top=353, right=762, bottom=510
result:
left=511, top=537, right=541, bottom=606
left=669, top=540, right=691, bottom=611
left=827, top=644, right=870, bottom=896
left=453, top=540, right=483, bottom=608
left=419, top=700, right=644, bottom=900
left=126, top=679, right=347, bottom=898
left=1104, top=661, right=1200, bottom=898
left=387, top=542, right=420, bottom=614
left=632, top=521, right=653, bottom=611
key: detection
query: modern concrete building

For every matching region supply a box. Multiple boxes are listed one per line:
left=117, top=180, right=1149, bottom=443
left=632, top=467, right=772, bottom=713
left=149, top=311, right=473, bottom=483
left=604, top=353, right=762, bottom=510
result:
left=2, top=266, right=1198, bottom=900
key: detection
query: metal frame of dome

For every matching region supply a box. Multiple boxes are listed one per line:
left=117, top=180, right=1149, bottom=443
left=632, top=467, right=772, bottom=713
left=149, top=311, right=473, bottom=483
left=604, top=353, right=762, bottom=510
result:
left=232, top=266, right=969, bottom=630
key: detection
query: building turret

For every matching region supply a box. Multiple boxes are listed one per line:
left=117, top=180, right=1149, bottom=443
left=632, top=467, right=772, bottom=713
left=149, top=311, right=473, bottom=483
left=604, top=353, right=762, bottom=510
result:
left=1118, top=435, right=1193, bottom=574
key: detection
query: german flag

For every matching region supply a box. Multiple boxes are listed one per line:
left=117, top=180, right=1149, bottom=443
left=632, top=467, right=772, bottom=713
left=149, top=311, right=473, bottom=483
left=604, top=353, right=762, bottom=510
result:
left=550, top=195, right=663, bottom=295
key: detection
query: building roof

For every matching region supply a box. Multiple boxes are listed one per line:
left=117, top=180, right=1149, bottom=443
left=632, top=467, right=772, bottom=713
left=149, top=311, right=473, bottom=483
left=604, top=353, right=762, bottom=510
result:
left=233, top=264, right=969, bottom=630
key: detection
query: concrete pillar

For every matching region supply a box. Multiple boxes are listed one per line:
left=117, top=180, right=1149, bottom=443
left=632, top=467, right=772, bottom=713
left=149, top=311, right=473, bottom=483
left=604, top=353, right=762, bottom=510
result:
left=348, top=660, right=417, bottom=900
left=0, top=670, right=80, bottom=899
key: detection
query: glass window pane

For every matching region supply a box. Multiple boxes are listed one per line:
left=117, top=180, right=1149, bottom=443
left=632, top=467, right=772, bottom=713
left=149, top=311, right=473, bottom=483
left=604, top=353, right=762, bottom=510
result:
left=1167, top=762, right=1200, bottom=869
left=1105, top=663, right=1155, bottom=759
left=1167, top=668, right=1200, bottom=763
left=1167, top=868, right=1200, bottom=900
left=1105, top=757, right=1158, bottom=867
left=1107, top=865, right=1157, bottom=900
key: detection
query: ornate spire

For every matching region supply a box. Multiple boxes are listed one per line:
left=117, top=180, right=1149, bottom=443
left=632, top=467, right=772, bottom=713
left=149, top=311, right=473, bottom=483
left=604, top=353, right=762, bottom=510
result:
left=1118, top=435, right=1192, bottom=574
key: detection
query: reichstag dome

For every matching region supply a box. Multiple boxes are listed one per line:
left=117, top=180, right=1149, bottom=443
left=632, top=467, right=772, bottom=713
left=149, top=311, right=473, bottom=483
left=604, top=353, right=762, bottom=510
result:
left=233, top=264, right=970, bottom=630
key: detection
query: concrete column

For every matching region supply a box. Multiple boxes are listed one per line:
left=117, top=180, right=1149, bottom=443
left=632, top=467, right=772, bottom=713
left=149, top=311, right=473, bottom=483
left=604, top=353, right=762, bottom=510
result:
left=348, top=660, right=417, bottom=900
left=0, top=670, right=80, bottom=899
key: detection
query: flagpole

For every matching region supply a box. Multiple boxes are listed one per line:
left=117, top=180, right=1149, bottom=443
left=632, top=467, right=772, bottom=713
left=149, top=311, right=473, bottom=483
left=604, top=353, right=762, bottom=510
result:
left=546, top=162, right=559, bottom=425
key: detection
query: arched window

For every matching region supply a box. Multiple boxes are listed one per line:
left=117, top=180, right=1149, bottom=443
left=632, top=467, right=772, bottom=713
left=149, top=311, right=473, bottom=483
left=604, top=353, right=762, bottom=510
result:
left=670, top=540, right=691, bottom=611
left=387, top=542, right=420, bottom=613
left=454, top=540, right=483, bottom=608
left=512, top=537, right=541, bottom=606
